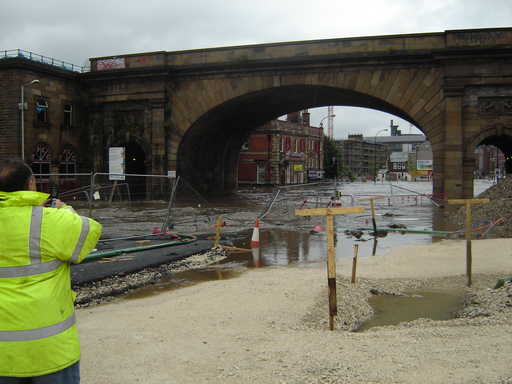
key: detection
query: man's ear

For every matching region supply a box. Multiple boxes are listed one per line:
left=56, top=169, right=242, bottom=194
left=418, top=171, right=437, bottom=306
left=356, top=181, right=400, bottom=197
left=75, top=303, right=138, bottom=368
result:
left=28, top=175, right=37, bottom=191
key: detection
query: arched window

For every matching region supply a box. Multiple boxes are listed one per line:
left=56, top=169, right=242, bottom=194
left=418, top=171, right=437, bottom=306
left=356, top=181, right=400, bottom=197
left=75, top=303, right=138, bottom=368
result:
left=31, top=143, right=52, bottom=178
left=59, top=148, right=77, bottom=176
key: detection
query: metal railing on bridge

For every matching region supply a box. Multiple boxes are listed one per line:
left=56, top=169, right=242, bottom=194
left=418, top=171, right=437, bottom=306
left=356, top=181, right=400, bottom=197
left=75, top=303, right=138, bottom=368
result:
left=1, top=49, right=89, bottom=73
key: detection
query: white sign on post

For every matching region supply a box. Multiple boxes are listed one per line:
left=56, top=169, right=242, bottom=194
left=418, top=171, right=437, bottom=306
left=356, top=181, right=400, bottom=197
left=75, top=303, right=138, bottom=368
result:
left=109, top=147, right=125, bottom=180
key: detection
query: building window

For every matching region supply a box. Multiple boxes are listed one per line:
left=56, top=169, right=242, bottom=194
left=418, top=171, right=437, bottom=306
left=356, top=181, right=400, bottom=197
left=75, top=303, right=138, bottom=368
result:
left=299, top=139, right=305, bottom=153
left=284, top=137, right=291, bottom=152
left=59, top=148, right=77, bottom=176
left=35, top=98, right=48, bottom=123
left=63, top=104, right=72, bottom=129
left=31, top=143, right=52, bottom=178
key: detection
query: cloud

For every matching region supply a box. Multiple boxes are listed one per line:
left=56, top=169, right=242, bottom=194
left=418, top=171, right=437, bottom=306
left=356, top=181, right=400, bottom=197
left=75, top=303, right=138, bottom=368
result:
left=3, top=0, right=510, bottom=64
left=309, top=107, right=419, bottom=139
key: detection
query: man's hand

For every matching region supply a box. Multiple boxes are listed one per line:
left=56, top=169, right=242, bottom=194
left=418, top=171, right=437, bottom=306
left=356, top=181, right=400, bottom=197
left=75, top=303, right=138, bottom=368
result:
left=42, top=198, right=67, bottom=208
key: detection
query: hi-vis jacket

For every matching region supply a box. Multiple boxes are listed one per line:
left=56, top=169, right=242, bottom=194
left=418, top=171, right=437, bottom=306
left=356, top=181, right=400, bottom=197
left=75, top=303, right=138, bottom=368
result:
left=0, top=190, right=102, bottom=377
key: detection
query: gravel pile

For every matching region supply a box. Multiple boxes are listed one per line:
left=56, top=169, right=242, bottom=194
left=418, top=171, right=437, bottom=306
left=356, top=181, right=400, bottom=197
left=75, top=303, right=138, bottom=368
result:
left=74, top=247, right=228, bottom=308
left=450, top=178, right=512, bottom=238
left=458, top=279, right=512, bottom=319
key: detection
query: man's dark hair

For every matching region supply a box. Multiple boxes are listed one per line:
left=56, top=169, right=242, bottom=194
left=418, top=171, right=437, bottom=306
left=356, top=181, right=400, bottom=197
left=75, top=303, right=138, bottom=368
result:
left=0, top=159, right=33, bottom=192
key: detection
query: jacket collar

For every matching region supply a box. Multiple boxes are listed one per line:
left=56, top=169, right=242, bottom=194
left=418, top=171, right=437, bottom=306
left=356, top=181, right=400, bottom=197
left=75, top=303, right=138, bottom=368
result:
left=0, top=191, right=49, bottom=208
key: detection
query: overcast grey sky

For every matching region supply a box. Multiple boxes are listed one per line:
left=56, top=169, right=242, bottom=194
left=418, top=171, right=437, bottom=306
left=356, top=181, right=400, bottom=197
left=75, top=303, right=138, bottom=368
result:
left=2, top=0, right=511, bottom=138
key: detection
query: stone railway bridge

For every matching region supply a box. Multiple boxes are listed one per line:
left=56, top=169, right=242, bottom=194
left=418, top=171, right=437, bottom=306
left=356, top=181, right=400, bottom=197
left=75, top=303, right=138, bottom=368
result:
left=3, top=28, right=512, bottom=199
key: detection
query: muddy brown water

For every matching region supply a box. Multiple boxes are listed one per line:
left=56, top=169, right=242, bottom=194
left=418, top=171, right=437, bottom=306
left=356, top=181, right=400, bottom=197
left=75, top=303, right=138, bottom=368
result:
left=126, top=265, right=245, bottom=300
left=357, top=290, right=465, bottom=331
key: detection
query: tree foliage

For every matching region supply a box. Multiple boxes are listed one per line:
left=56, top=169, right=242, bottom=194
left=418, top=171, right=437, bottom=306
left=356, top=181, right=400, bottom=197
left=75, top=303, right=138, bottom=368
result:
left=323, top=136, right=340, bottom=178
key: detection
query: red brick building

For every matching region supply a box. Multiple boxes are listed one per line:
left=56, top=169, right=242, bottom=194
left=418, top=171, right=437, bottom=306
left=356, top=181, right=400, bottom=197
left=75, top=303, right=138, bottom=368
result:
left=238, top=111, right=324, bottom=185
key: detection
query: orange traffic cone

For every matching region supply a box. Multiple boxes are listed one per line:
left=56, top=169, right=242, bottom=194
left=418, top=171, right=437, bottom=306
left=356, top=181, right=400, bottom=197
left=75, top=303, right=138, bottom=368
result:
left=250, top=219, right=260, bottom=248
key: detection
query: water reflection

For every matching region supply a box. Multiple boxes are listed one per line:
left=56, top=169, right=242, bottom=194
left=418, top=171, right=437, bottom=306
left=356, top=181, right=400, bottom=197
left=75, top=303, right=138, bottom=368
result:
left=251, top=247, right=262, bottom=267
left=248, top=227, right=434, bottom=267
left=247, top=180, right=495, bottom=266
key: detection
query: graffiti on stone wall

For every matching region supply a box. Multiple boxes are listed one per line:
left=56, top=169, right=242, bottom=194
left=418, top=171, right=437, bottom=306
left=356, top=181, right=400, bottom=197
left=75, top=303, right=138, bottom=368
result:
left=478, top=97, right=512, bottom=115
left=96, top=58, right=126, bottom=71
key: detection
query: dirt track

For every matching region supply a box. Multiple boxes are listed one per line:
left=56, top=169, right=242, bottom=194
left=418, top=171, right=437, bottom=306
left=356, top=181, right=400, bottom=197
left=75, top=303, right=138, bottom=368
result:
left=77, top=239, right=512, bottom=384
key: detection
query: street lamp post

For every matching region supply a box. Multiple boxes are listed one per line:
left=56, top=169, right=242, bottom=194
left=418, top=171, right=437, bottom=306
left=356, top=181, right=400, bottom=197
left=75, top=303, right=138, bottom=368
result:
left=319, top=113, right=336, bottom=130
left=20, top=79, right=40, bottom=160
left=373, top=128, right=388, bottom=183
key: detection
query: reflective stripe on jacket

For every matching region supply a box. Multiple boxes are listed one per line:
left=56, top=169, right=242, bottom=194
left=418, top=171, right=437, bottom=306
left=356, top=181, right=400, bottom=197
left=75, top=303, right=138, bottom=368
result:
left=0, top=190, right=102, bottom=377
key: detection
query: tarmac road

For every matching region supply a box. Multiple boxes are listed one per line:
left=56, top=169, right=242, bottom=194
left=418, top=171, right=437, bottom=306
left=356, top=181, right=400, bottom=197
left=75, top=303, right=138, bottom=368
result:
left=71, top=239, right=214, bottom=285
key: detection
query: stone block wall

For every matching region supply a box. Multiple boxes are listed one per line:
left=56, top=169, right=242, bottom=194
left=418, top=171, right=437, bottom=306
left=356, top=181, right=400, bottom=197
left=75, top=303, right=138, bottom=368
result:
left=0, top=69, right=20, bottom=158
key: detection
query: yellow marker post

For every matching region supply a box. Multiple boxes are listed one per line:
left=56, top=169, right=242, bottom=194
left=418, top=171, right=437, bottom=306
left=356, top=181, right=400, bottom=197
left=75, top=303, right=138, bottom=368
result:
left=447, top=198, right=490, bottom=287
left=359, top=196, right=385, bottom=255
left=296, top=206, right=365, bottom=330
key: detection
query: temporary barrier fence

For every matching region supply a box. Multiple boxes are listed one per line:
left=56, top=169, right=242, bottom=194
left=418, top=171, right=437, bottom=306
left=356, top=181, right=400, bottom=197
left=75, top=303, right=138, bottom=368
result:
left=88, top=173, right=176, bottom=217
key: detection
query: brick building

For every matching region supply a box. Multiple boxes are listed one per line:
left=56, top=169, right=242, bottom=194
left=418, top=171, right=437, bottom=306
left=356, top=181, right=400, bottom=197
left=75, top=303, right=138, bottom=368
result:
left=238, top=111, right=324, bottom=185
left=474, top=145, right=506, bottom=179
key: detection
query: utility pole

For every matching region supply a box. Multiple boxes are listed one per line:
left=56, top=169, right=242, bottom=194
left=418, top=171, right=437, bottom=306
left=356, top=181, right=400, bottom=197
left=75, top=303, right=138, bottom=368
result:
left=327, top=106, right=334, bottom=139
left=373, top=129, right=388, bottom=183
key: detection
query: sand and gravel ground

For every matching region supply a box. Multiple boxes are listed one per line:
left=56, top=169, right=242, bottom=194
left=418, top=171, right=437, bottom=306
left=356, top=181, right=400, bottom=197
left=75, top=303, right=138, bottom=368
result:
left=77, top=238, right=512, bottom=384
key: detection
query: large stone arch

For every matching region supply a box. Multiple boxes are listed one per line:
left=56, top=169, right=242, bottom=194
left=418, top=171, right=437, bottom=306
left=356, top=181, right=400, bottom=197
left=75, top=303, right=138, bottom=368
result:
left=80, top=28, right=512, bottom=199
left=467, top=124, right=512, bottom=180
left=171, top=66, right=445, bottom=193
left=468, top=124, right=512, bottom=153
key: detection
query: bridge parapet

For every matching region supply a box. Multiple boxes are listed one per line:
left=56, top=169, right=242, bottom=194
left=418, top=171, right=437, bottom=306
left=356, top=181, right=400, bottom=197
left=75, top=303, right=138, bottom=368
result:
left=89, top=28, right=512, bottom=73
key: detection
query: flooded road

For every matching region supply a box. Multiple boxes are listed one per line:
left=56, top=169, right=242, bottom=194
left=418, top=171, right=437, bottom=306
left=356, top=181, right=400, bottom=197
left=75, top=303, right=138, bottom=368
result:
left=124, top=180, right=495, bottom=303
left=229, top=179, right=494, bottom=266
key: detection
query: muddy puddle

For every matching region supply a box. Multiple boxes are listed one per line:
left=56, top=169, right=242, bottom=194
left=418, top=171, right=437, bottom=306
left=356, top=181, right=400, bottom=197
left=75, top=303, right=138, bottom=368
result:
left=358, top=289, right=465, bottom=331
left=126, top=263, right=247, bottom=300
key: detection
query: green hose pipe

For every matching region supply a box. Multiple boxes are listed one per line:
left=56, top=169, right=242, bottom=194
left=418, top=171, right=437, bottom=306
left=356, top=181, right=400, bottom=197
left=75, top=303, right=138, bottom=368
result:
left=495, top=277, right=512, bottom=289
left=85, top=234, right=197, bottom=261
left=353, top=227, right=451, bottom=236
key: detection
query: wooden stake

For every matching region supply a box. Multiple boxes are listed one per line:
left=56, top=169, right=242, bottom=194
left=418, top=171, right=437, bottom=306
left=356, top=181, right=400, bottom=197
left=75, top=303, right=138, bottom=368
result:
left=214, top=216, right=223, bottom=248
left=296, top=206, right=365, bottom=330
left=108, top=180, right=118, bottom=205
left=326, top=214, right=336, bottom=331
left=359, top=196, right=385, bottom=255
left=447, top=198, right=489, bottom=287
left=351, top=244, right=359, bottom=284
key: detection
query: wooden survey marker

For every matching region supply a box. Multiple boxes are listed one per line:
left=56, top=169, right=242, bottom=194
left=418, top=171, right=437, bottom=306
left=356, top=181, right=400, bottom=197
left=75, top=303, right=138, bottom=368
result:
left=295, top=206, right=365, bottom=330
left=447, top=198, right=490, bottom=287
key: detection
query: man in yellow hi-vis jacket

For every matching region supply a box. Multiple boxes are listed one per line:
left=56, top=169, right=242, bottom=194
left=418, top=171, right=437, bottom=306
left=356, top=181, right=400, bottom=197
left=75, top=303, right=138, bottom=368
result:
left=0, top=159, right=102, bottom=383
